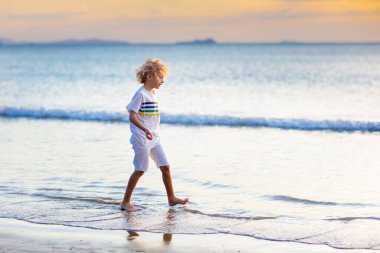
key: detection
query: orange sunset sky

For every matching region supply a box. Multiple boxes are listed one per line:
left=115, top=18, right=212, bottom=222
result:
left=1, top=0, right=380, bottom=43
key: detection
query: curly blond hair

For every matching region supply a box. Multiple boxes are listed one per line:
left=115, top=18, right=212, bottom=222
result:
left=136, top=59, right=169, bottom=84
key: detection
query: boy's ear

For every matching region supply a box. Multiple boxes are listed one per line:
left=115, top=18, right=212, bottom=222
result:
left=147, top=73, right=153, bottom=80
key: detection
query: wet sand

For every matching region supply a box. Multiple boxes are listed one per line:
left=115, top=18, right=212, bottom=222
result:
left=0, top=218, right=371, bottom=253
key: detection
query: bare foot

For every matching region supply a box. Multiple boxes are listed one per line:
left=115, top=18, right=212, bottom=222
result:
left=168, top=197, right=189, bottom=206
left=120, top=202, right=139, bottom=212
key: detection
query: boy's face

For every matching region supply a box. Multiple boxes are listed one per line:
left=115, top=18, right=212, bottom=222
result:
left=150, top=72, right=165, bottom=89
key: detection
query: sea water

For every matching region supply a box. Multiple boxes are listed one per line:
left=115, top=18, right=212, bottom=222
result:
left=1, top=44, right=380, bottom=250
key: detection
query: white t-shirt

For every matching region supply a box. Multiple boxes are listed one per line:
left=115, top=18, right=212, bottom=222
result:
left=126, top=86, right=160, bottom=141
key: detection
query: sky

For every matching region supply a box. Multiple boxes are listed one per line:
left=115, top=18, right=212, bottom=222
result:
left=1, top=0, right=380, bottom=43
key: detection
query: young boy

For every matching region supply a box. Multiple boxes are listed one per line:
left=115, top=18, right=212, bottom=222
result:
left=120, top=59, right=189, bottom=212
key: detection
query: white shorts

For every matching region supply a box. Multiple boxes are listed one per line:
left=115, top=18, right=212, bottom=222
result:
left=131, top=135, right=169, bottom=172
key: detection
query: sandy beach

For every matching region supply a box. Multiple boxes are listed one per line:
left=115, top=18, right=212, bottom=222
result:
left=1, top=218, right=373, bottom=253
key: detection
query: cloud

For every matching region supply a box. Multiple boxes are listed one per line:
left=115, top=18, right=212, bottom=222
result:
left=250, top=9, right=380, bottom=20
left=1, top=0, right=379, bottom=43
left=7, top=11, right=86, bottom=21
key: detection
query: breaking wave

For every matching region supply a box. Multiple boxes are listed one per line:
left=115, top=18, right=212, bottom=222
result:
left=1, top=106, right=380, bottom=132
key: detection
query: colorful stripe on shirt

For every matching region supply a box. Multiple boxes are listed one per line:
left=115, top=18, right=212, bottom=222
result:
left=138, top=101, right=159, bottom=116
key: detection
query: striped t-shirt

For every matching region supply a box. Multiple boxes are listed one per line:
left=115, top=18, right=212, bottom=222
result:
left=126, top=86, right=160, bottom=139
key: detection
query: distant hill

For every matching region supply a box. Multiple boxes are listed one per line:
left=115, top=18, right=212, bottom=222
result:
left=0, top=37, right=13, bottom=45
left=0, top=38, right=129, bottom=46
left=277, top=40, right=306, bottom=45
left=44, top=39, right=129, bottom=46
left=0, top=37, right=217, bottom=46
left=176, top=38, right=217, bottom=45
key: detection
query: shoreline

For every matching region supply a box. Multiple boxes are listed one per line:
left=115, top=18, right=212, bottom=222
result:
left=0, top=218, right=371, bottom=253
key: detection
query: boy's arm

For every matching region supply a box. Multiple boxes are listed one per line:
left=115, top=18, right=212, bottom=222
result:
left=129, top=111, right=153, bottom=140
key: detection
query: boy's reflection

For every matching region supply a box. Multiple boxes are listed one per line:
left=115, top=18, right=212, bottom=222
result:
left=126, top=231, right=172, bottom=243
left=125, top=208, right=177, bottom=244
left=163, top=233, right=172, bottom=243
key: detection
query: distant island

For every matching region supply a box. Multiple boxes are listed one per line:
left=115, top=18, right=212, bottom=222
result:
left=0, top=37, right=217, bottom=46
left=0, top=38, right=129, bottom=46
left=40, top=39, right=130, bottom=46
left=0, top=37, right=13, bottom=45
left=176, top=39, right=217, bottom=45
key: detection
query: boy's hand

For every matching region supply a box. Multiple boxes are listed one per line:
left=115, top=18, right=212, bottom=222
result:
left=144, top=129, right=153, bottom=140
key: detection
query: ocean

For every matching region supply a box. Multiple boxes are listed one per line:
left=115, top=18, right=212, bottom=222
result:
left=1, top=44, right=380, bottom=250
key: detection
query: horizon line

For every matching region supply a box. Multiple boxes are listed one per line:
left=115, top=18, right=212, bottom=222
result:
left=1, top=37, right=380, bottom=45
left=1, top=41, right=380, bottom=46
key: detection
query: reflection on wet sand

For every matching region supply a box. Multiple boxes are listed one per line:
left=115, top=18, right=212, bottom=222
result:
left=127, top=230, right=172, bottom=243
left=124, top=208, right=176, bottom=247
left=127, top=230, right=140, bottom=241
left=163, top=233, right=172, bottom=243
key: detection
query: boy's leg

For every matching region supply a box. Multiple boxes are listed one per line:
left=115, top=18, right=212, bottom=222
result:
left=121, top=143, right=149, bottom=211
left=150, top=143, right=189, bottom=206
left=121, top=170, right=144, bottom=211
left=160, top=166, right=189, bottom=206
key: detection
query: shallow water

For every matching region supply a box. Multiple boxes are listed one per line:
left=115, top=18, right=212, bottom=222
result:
left=1, top=118, right=380, bottom=249
left=1, top=44, right=380, bottom=250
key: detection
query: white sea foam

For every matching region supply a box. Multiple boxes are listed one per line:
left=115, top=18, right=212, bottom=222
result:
left=1, top=106, right=379, bottom=132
